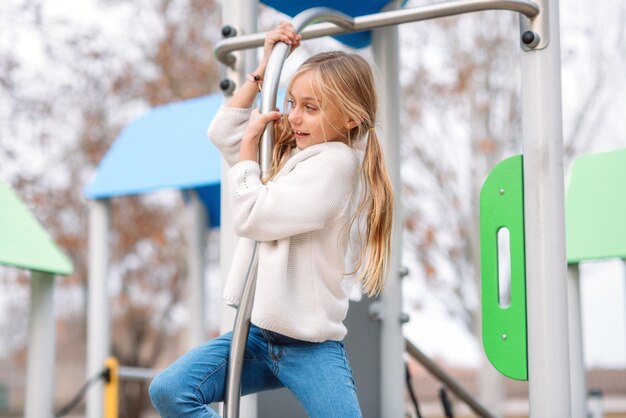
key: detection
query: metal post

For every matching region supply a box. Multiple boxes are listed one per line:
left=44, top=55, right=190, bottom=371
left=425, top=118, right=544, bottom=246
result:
left=186, top=189, right=208, bottom=348
left=25, top=271, right=56, bottom=418
left=219, top=0, right=256, bottom=334
left=372, top=13, right=405, bottom=418
left=520, top=0, right=572, bottom=416
left=87, top=198, right=111, bottom=418
left=568, top=263, right=587, bottom=418
left=220, top=0, right=258, bottom=416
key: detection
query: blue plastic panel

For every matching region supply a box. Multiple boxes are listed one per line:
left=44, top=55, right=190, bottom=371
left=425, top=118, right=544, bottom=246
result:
left=84, top=94, right=223, bottom=200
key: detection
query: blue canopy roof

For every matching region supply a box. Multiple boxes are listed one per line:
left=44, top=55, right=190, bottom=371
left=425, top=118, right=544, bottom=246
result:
left=262, top=0, right=399, bottom=48
left=85, top=91, right=289, bottom=228
left=84, top=94, right=224, bottom=227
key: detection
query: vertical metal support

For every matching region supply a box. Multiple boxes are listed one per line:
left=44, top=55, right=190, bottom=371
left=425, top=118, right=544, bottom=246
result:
left=520, top=0, right=572, bottom=416
left=186, top=189, right=208, bottom=348
left=221, top=1, right=258, bottom=417
left=87, top=198, right=111, bottom=418
left=568, top=263, right=587, bottom=418
left=25, top=271, right=56, bottom=418
left=220, top=0, right=257, bottom=334
left=372, top=16, right=405, bottom=418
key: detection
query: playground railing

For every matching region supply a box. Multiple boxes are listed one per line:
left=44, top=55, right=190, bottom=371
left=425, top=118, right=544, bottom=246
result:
left=405, top=338, right=497, bottom=418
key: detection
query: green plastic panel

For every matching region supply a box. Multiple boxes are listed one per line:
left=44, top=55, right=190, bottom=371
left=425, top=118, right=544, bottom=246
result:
left=566, top=148, right=626, bottom=263
left=480, top=155, right=527, bottom=381
left=0, top=179, right=73, bottom=275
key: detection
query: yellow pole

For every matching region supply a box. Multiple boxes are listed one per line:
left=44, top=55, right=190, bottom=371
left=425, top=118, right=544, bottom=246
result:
left=103, top=357, right=119, bottom=418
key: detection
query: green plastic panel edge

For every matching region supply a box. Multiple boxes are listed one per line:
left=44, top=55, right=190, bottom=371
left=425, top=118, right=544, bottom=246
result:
left=480, top=155, right=528, bottom=381
left=566, top=148, right=626, bottom=263
left=0, top=179, right=73, bottom=275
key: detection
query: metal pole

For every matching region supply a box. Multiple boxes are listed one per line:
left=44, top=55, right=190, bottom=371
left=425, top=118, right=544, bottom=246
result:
left=372, top=12, right=405, bottom=418
left=520, top=0, right=571, bottom=416
left=220, top=0, right=258, bottom=416
left=24, top=271, right=56, bottom=418
left=215, top=0, right=539, bottom=66
left=568, top=263, right=587, bottom=418
left=87, top=198, right=111, bottom=418
left=186, top=189, right=207, bottom=348
left=405, top=339, right=497, bottom=418
left=223, top=9, right=354, bottom=418
left=118, top=365, right=159, bottom=381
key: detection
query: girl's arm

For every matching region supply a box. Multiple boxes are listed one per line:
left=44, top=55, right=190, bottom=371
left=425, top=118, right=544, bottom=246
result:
left=228, top=146, right=360, bottom=241
left=208, top=22, right=300, bottom=165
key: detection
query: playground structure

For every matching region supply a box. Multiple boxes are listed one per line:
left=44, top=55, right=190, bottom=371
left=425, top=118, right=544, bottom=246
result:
left=565, top=148, right=626, bottom=418
left=213, top=0, right=568, bottom=416
left=82, top=0, right=570, bottom=416
left=8, top=0, right=619, bottom=416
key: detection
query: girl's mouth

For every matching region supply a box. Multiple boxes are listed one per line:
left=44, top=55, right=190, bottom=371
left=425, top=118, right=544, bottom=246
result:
left=294, top=130, right=309, bottom=137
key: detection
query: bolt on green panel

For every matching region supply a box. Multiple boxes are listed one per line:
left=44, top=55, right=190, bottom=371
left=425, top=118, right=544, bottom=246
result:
left=480, top=155, right=528, bottom=381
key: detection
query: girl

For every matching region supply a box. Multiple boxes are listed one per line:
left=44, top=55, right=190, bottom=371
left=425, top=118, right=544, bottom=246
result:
left=149, top=22, right=393, bottom=418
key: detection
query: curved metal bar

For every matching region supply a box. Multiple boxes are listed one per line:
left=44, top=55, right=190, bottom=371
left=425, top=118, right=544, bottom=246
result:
left=222, top=8, right=354, bottom=418
left=259, top=8, right=354, bottom=175
left=215, top=0, right=540, bottom=66
left=223, top=240, right=259, bottom=418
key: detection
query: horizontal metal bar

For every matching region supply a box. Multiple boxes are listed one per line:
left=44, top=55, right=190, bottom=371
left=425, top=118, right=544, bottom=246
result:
left=118, top=366, right=158, bottom=381
left=405, top=339, right=497, bottom=418
left=215, top=0, right=540, bottom=66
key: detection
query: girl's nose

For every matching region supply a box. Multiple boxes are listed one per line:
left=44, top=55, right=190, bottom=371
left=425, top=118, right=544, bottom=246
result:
left=288, top=107, right=301, bottom=125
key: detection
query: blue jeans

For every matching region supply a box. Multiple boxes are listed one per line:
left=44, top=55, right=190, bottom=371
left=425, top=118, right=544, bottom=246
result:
left=149, top=324, right=362, bottom=418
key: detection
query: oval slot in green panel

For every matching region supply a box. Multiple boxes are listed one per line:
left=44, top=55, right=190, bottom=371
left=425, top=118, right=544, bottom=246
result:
left=480, top=155, right=528, bottom=381
left=497, top=227, right=511, bottom=309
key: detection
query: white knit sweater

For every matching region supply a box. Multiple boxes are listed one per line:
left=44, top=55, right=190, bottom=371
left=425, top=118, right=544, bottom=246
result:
left=207, top=106, right=364, bottom=342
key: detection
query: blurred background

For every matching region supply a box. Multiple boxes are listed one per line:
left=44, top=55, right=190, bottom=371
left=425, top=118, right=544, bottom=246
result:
left=1, top=0, right=625, bottom=416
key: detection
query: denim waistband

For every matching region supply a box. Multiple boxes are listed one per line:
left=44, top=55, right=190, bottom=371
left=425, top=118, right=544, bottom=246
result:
left=251, top=324, right=319, bottom=346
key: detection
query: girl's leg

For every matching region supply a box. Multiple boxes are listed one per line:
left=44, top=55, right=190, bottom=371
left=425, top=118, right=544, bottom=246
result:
left=149, top=328, right=282, bottom=418
left=274, top=340, right=362, bottom=418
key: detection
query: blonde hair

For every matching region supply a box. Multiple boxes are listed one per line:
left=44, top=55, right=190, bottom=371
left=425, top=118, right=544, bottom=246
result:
left=268, top=51, right=394, bottom=297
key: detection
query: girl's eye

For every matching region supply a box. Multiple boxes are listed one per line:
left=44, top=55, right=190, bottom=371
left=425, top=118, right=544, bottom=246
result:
left=286, top=99, right=294, bottom=112
left=305, top=105, right=317, bottom=112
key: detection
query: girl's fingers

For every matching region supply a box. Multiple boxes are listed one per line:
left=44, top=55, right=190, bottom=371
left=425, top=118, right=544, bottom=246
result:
left=267, top=110, right=282, bottom=120
left=292, top=34, right=302, bottom=48
left=267, top=22, right=297, bottom=43
left=250, top=109, right=282, bottom=126
left=259, top=111, right=282, bottom=123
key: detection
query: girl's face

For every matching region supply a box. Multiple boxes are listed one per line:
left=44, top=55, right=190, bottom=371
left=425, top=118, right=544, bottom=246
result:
left=287, top=72, right=347, bottom=150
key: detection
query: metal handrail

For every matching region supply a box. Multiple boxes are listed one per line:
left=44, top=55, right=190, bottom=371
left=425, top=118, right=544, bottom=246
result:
left=405, top=338, right=497, bottom=418
left=118, top=366, right=158, bottom=382
left=222, top=8, right=355, bottom=418
left=215, top=0, right=540, bottom=66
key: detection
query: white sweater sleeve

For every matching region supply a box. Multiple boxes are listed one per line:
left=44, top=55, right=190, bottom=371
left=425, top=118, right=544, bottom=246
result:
left=207, top=106, right=253, bottom=167
left=227, top=149, right=358, bottom=241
